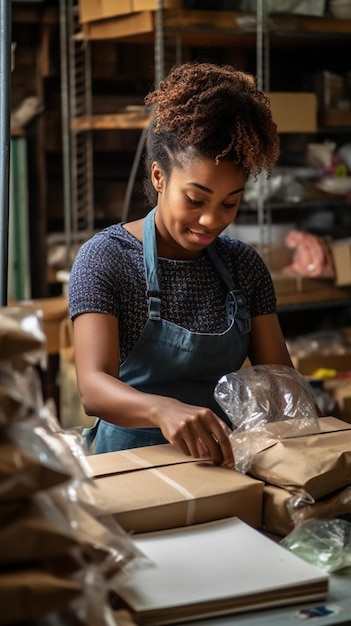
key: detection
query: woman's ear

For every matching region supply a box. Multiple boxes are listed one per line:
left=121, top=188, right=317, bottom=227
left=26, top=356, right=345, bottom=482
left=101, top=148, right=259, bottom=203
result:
left=151, top=161, right=164, bottom=193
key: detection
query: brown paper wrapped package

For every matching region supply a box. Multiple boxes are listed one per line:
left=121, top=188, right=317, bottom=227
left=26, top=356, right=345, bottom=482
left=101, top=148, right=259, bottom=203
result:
left=0, top=500, right=81, bottom=566
left=263, top=484, right=351, bottom=537
left=248, top=423, right=351, bottom=500
left=0, top=441, right=70, bottom=501
left=0, top=570, right=82, bottom=625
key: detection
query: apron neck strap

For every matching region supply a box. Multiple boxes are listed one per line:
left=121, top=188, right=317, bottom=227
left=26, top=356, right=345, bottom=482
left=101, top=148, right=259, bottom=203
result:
left=206, top=244, right=243, bottom=325
left=143, top=208, right=161, bottom=320
left=143, top=209, right=245, bottom=325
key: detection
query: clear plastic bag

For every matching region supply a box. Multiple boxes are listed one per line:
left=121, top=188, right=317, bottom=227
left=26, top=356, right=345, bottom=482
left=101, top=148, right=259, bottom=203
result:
left=286, top=487, right=351, bottom=530
left=0, top=304, right=46, bottom=368
left=281, top=518, right=351, bottom=573
left=0, top=305, right=148, bottom=626
left=214, top=364, right=320, bottom=473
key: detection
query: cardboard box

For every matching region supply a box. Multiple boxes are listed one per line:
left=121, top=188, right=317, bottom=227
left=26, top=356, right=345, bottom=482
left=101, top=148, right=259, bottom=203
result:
left=256, top=244, right=293, bottom=272
left=248, top=418, right=351, bottom=500
left=78, top=0, right=180, bottom=23
left=293, top=352, right=351, bottom=376
left=82, top=11, right=154, bottom=40
left=79, top=0, right=131, bottom=22
left=265, top=93, right=317, bottom=133
left=270, top=271, right=297, bottom=296
left=86, top=444, right=264, bottom=533
left=330, top=238, right=351, bottom=286
left=330, top=380, right=351, bottom=423
left=134, top=0, right=180, bottom=10
left=270, top=272, right=332, bottom=297
left=257, top=245, right=334, bottom=296
left=33, top=296, right=68, bottom=355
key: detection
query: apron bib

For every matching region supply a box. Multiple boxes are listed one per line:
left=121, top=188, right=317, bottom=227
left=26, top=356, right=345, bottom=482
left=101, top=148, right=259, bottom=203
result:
left=85, top=208, right=251, bottom=453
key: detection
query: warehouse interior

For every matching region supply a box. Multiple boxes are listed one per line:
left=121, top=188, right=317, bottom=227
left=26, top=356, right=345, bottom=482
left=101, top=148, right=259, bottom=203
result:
left=2, top=1, right=351, bottom=624
left=7, top=0, right=351, bottom=420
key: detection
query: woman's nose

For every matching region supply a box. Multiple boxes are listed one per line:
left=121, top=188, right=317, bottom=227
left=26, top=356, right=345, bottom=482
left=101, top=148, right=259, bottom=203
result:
left=198, top=208, right=220, bottom=230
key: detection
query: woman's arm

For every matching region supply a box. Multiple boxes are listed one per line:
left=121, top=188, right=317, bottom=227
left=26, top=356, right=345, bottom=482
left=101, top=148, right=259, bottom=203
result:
left=247, top=312, right=321, bottom=416
left=248, top=313, right=294, bottom=367
left=73, top=312, right=234, bottom=467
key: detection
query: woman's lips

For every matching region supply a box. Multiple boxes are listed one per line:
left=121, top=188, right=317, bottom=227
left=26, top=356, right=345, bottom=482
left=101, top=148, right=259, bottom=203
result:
left=190, top=230, right=217, bottom=245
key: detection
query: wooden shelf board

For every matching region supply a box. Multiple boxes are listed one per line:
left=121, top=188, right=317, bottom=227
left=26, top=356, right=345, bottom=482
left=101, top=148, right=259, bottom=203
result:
left=277, top=286, right=351, bottom=308
left=269, top=13, right=351, bottom=35
left=71, top=111, right=150, bottom=131
left=80, top=9, right=351, bottom=43
left=11, top=127, right=25, bottom=138
left=319, top=110, right=351, bottom=127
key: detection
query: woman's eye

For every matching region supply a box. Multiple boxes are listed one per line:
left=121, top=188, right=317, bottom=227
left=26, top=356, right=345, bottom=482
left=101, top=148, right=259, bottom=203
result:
left=223, top=203, right=237, bottom=210
left=186, top=196, right=203, bottom=206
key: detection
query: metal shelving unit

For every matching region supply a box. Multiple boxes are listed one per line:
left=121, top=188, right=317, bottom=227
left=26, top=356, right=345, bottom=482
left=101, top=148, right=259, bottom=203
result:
left=59, top=0, right=94, bottom=267
left=59, top=0, right=184, bottom=245
left=59, top=1, right=275, bottom=265
left=58, top=3, right=351, bottom=276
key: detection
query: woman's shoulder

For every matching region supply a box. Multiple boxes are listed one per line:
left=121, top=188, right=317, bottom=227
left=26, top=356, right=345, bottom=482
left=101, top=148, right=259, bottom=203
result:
left=216, top=233, right=262, bottom=262
left=215, top=234, right=276, bottom=313
left=215, top=234, right=273, bottom=287
left=75, top=222, right=141, bottom=261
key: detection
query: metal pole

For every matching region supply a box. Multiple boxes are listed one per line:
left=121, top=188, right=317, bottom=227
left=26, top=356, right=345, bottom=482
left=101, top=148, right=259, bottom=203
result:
left=155, top=0, right=165, bottom=86
left=256, top=0, right=271, bottom=258
left=59, top=0, right=73, bottom=269
left=0, top=1, right=11, bottom=305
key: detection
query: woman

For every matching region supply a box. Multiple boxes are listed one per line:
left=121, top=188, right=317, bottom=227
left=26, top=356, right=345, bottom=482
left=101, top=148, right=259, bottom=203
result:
left=68, top=62, right=294, bottom=466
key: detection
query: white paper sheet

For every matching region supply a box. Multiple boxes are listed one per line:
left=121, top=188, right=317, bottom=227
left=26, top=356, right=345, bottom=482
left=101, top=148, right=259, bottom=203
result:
left=115, top=517, right=328, bottom=621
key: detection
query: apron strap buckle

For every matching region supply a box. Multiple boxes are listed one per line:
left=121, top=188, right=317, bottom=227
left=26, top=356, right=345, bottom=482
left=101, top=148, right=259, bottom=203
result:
left=147, top=290, right=162, bottom=320
left=238, top=317, right=252, bottom=334
left=226, top=291, right=238, bottom=323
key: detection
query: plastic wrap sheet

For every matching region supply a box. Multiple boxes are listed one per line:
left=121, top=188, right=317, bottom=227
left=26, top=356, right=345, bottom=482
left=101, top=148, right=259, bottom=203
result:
left=214, top=364, right=320, bottom=474
left=0, top=304, right=149, bottom=626
left=281, top=518, right=351, bottom=573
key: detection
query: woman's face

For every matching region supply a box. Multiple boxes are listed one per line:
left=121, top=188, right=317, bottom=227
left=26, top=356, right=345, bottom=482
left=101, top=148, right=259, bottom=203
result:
left=151, top=155, right=247, bottom=259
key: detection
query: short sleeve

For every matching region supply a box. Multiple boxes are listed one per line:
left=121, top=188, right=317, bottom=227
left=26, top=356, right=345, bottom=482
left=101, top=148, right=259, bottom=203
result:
left=68, top=232, right=120, bottom=320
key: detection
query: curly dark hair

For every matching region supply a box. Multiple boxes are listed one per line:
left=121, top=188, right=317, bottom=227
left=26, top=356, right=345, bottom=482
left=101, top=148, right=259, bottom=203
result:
left=143, top=62, right=279, bottom=205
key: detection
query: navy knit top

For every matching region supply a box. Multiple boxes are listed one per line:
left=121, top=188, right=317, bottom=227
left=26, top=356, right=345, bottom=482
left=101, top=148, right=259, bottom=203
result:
left=68, top=223, right=277, bottom=363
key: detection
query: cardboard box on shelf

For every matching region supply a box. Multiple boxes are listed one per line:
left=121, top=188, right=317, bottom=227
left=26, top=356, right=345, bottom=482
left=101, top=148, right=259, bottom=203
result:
left=271, top=272, right=334, bottom=297
left=270, top=272, right=297, bottom=296
left=86, top=444, right=264, bottom=533
left=293, top=352, right=351, bottom=376
left=265, top=93, right=317, bottom=133
left=331, top=380, right=351, bottom=423
left=82, top=11, right=154, bottom=40
left=254, top=245, right=293, bottom=296
left=255, top=244, right=293, bottom=271
left=259, top=245, right=335, bottom=296
left=79, top=0, right=130, bottom=22
left=34, top=296, right=68, bottom=355
left=330, top=238, right=351, bottom=286
left=78, top=0, right=180, bottom=23
left=134, top=0, right=180, bottom=10
left=342, top=397, right=351, bottom=423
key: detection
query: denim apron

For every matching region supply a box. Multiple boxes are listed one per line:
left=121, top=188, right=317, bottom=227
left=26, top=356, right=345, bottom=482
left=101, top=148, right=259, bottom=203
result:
left=85, top=207, right=251, bottom=454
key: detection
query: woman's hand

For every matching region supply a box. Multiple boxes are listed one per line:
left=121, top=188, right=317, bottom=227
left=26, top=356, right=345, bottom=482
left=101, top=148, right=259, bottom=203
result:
left=150, top=395, right=234, bottom=469
left=73, top=313, right=234, bottom=467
